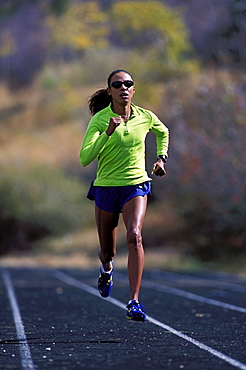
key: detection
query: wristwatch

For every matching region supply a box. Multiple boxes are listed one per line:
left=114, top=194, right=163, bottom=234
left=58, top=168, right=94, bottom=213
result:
left=157, top=155, right=168, bottom=163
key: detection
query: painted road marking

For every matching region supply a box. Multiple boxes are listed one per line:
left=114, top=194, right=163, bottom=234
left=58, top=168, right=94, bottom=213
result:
left=52, top=270, right=246, bottom=370
left=151, top=269, right=246, bottom=294
left=115, top=272, right=246, bottom=313
left=142, top=279, right=246, bottom=313
left=1, top=269, right=35, bottom=370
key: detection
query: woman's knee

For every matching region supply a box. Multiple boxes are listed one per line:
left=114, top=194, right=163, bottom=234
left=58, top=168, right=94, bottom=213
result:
left=127, top=228, right=142, bottom=249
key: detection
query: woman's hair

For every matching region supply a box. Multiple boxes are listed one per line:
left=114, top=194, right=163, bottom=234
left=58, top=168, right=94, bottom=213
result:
left=88, top=69, right=133, bottom=115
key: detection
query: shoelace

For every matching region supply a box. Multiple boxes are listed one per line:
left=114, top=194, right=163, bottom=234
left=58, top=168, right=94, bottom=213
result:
left=127, top=301, right=146, bottom=312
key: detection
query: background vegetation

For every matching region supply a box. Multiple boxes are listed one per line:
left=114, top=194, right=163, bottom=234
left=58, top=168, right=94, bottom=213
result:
left=0, top=0, right=245, bottom=272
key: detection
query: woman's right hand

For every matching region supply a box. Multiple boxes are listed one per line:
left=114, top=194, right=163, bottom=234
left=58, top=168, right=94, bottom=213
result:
left=106, top=117, right=122, bottom=136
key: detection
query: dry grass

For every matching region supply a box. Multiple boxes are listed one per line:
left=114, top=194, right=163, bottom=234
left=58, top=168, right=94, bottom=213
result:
left=1, top=226, right=245, bottom=277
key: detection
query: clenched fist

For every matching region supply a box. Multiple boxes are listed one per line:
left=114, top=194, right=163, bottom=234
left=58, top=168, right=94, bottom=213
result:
left=106, top=117, right=122, bottom=136
left=151, top=158, right=166, bottom=177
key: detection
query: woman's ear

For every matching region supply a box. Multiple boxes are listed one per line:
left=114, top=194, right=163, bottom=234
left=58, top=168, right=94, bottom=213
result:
left=107, top=87, right=112, bottom=96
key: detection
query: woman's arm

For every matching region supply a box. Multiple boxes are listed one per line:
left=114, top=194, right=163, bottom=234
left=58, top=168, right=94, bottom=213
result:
left=149, top=112, right=169, bottom=176
left=79, top=123, right=110, bottom=167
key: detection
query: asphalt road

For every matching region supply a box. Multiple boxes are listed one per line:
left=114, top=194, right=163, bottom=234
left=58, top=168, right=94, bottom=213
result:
left=0, top=266, right=245, bottom=370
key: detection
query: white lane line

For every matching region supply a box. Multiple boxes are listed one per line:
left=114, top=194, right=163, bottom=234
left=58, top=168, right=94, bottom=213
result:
left=52, top=270, right=246, bottom=370
left=147, top=316, right=246, bottom=370
left=142, top=280, right=246, bottom=313
left=52, top=270, right=126, bottom=309
left=1, top=269, right=35, bottom=370
left=151, top=270, right=246, bottom=294
left=115, top=273, right=246, bottom=313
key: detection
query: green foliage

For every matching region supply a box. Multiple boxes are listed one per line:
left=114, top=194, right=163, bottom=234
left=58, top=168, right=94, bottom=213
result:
left=49, top=0, right=69, bottom=15
left=182, top=200, right=246, bottom=262
left=152, top=70, right=246, bottom=261
left=37, top=64, right=87, bottom=125
left=43, top=1, right=199, bottom=80
left=39, top=66, right=61, bottom=90
left=215, top=0, right=246, bottom=66
left=0, top=30, right=15, bottom=57
left=110, top=1, right=199, bottom=78
left=111, top=1, right=187, bottom=50
left=46, top=2, right=109, bottom=52
left=0, top=165, right=92, bottom=255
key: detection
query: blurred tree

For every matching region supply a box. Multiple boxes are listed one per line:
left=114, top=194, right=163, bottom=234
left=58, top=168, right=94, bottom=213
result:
left=49, top=0, right=69, bottom=15
left=153, top=70, right=246, bottom=261
left=46, top=2, right=109, bottom=58
left=0, top=0, right=36, bottom=19
left=110, top=1, right=199, bottom=79
left=222, top=0, right=246, bottom=65
left=209, top=0, right=246, bottom=66
left=0, top=30, right=15, bottom=57
left=0, top=165, right=90, bottom=255
left=0, top=2, right=46, bottom=89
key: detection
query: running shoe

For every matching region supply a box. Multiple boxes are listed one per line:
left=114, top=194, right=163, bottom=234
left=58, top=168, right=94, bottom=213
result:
left=126, top=300, right=146, bottom=322
left=98, top=265, right=113, bottom=298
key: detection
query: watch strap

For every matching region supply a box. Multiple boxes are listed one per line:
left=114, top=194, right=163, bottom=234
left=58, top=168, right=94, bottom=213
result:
left=157, top=155, right=167, bottom=163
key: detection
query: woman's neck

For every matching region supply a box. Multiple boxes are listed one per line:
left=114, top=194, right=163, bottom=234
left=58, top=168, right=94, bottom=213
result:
left=111, top=103, right=132, bottom=121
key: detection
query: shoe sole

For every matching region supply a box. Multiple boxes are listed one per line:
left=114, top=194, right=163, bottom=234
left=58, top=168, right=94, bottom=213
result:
left=127, top=313, right=146, bottom=322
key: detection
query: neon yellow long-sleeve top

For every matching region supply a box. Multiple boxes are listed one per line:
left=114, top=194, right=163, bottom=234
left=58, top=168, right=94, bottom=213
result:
left=80, top=103, right=169, bottom=186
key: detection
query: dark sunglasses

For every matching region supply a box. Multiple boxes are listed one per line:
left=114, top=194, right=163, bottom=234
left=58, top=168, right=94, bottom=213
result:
left=110, top=80, right=134, bottom=89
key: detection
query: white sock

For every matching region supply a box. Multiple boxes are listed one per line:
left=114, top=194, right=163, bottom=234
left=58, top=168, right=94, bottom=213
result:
left=100, top=262, right=113, bottom=274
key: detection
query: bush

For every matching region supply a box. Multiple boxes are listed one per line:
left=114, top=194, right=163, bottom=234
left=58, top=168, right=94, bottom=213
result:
left=151, top=70, right=246, bottom=261
left=0, top=165, right=92, bottom=255
left=181, top=198, right=246, bottom=261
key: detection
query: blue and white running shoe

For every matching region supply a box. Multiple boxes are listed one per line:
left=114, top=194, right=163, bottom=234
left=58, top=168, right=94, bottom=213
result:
left=98, top=265, right=113, bottom=298
left=126, top=300, right=146, bottom=322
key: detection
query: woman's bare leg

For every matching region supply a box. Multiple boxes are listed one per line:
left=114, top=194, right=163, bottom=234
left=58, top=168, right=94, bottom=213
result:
left=95, top=206, right=119, bottom=271
left=122, top=196, right=147, bottom=301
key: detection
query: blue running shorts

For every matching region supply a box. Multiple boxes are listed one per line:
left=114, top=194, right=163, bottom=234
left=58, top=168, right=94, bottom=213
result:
left=87, top=181, right=152, bottom=213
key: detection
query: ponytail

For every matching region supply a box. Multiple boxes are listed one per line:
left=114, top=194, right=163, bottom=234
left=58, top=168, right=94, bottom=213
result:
left=88, top=89, right=112, bottom=115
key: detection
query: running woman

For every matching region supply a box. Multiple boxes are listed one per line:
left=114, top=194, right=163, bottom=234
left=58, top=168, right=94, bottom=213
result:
left=79, top=69, right=169, bottom=321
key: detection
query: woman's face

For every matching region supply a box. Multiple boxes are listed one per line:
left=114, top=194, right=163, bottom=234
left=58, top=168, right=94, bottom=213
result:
left=107, top=71, right=135, bottom=106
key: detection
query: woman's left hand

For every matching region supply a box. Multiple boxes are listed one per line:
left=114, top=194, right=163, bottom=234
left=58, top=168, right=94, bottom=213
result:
left=151, top=159, right=166, bottom=177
